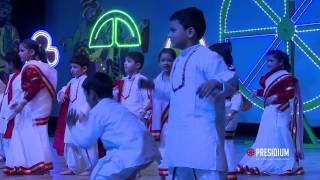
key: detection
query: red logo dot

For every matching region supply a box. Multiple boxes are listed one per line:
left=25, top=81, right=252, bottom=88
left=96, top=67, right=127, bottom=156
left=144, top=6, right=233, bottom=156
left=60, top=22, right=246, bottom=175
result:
left=247, top=148, right=255, bottom=156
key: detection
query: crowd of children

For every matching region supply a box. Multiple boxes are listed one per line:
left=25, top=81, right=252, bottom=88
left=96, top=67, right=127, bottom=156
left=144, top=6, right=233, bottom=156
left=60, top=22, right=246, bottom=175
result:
left=0, top=6, right=304, bottom=180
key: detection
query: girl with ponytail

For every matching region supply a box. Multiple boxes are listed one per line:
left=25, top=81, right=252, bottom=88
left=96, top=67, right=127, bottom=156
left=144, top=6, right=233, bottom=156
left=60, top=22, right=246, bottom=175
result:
left=4, top=39, right=58, bottom=175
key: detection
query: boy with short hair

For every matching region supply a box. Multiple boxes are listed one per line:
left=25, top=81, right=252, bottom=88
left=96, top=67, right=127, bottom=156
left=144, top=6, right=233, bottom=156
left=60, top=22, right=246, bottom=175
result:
left=66, top=72, right=160, bottom=179
left=140, top=7, right=237, bottom=179
left=113, top=51, right=151, bottom=121
left=54, top=53, right=98, bottom=176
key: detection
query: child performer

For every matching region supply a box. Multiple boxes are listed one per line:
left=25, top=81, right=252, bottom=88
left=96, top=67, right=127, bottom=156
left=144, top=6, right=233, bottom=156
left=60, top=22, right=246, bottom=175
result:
left=113, top=52, right=152, bottom=122
left=66, top=72, right=160, bottom=180
left=237, top=50, right=304, bottom=176
left=151, top=48, right=176, bottom=179
left=139, top=7, right=237, bottom=179
left=0, top=51, right=23, bottom=161
left=4, top=39, right=57, bottom=175
left=210, top=42, right=242, bottom=180
left=54, top=53, right=98, bottom=175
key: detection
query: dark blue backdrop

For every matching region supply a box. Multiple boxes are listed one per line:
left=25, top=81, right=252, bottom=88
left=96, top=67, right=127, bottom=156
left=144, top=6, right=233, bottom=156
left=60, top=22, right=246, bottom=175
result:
left=44, top=0, right=320, bottom=126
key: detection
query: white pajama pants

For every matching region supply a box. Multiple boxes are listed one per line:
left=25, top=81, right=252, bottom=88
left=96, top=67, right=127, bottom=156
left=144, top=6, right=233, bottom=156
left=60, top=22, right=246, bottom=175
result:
left=64, top=143, right=98, bottom=174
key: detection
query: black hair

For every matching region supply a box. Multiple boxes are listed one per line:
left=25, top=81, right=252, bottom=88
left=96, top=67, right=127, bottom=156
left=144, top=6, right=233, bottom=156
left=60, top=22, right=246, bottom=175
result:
left=21, top=39, right=47, bottom=63
left=69, top=53, right=90, bottom=68
left=82, top=72, right=113, bottom=98
left=170, top=7, right=206, bottom=40
left=158, top=48, right=176, bottom=61
left=209, top=42, right=233, bottom=67
left=266, top=50, right=291, bottom=72
left=5, top=50, right=23, bottom=70
left=126, top=51, right=144, bottom=70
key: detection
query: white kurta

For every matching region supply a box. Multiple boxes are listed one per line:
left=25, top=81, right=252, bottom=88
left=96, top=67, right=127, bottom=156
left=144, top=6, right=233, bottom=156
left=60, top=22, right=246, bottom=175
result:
left=152, top=71, right=170, bottom=176
left=57, top=74, right=98, bottom=174
left=5, top=60, right=57, bottom=175
left=224, top=92, right=242, bottom=172
left=161, top=44, right=236, bottom=171
left=115, top=73, right=150, bottom=117
left=70, top=98, right=160, bottom=179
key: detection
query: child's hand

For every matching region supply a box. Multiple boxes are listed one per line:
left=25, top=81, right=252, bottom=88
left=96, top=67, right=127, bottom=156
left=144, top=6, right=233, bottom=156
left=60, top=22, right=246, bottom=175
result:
left=265, top=95, right=277, bottom=106
left=78, top=111, right=88, bottom=123
left=138, top=79, right=154, bottom=90
left=10, top=100, right=27, bottom=114
left=59, top=92, right=68, bottom=103
left=8, top=100, right=27, bottom=121
left=197, top=80, right=222, bottom=98
left=225, top=110, right=237, bottom=124
left=66, top=109, right=79, bottom=128
left=139, top=111, right=147, bottom=121
left=9, top=102, right=18, bottom=110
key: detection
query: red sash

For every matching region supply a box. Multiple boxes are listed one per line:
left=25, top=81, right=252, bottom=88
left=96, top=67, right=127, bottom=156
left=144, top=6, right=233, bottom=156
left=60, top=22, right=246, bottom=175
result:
left=53, top=84, right=71, bottom=156
left=25, top=65, right=55, bottom=100
left=114, top=80, right=124, bottom=102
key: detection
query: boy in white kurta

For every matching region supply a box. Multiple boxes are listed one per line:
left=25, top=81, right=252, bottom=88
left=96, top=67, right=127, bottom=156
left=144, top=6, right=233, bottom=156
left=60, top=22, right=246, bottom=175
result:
left=55, top=54, right=98, bottom=175
left=113, top=52, right=151, bottom=123
left=0, top=51, right=23, bottom=160
left=66, top=72, right=160, bottom=180
left=140, top=7, right=237, bottom=180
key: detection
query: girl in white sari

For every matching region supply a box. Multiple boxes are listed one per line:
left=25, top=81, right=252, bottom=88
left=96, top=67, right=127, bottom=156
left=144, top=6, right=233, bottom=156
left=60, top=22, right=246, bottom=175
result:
left=4, top=39, right=57, bottom=175
left=151, top=48, right=176, bottom=179
left=237, top=50, right=304, bottom=176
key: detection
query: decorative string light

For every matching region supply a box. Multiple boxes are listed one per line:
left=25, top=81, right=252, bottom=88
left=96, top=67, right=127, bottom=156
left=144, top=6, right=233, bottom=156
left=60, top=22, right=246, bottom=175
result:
left=219, top=0, right=320, bottom=112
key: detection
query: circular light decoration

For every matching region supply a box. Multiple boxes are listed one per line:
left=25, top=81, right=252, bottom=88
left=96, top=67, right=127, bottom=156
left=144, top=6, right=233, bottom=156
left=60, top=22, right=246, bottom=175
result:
left=31, top=30, right=60, bottom=67
left=220, top=0, right=320, bottom=112
left=164, top=38, right=207, bottom=48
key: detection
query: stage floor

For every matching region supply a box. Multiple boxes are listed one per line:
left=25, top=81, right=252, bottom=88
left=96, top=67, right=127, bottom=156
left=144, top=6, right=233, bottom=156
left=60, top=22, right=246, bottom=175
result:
left=0, top=139, right=319, bottom=180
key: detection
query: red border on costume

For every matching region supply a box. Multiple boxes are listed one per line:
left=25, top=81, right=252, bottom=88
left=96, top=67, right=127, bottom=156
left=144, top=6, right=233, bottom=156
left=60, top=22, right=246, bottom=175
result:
left=4, top=162, right=53, bottom=175
left=159, top=168, right=168, bottom=177
left=35, top=117, right=50, bottom=126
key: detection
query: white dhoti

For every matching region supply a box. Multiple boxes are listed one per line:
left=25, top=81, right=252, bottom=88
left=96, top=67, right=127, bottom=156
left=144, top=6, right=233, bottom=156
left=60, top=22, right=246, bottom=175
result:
left=64, top=143, right=98, bottom=174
